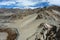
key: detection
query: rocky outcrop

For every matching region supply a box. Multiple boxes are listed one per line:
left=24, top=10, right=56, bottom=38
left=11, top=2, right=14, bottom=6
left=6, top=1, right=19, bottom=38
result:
left=0, top=28, right=19, bottom=40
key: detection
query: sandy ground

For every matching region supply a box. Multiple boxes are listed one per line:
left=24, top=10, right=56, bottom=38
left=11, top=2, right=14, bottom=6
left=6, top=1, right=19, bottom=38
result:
left=19, top=19, right=47, bottom=40
left=0, top=10, right=59, bottom=40
left=1, top=13, right=47, bottom=40
left=1, top=12, right=59, bottom=40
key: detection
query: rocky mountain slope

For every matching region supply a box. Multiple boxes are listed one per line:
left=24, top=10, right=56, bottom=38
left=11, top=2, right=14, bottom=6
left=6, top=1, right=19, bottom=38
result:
left=0, top=6, right=60, bottom=40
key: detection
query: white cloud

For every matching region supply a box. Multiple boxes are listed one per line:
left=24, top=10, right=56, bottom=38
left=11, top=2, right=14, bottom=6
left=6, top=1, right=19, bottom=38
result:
left=16, top=0, right=60, bottom=7
left=48, top=0, right=60, bottom=5
left=0, top=0, right=60, bottom=9
left=15, top=0, right=38, bottom=6
left=0, top=0, right=41, bottom=8
left=0, top=1, right=16, bottom=5
left=15, top=0, right=47, bottom=8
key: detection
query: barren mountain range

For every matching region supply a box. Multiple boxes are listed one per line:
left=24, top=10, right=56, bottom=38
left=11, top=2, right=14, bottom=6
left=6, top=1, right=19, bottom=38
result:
left=0, top=6, right=60, bottom=40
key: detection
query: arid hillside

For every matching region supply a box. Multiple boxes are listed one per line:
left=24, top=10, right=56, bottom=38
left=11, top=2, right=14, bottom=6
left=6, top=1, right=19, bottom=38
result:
left=0, top=6, right=60, bottom=40
left=0, top=6, right=60, bottom=19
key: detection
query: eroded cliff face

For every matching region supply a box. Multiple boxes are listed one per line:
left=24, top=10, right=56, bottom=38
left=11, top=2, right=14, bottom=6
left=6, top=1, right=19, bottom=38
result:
left=0, top=6, right=60, bottom=40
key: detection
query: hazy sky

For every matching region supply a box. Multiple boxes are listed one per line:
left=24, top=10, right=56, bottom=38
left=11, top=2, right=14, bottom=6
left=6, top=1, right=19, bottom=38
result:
left=0, top=0, right=60, bottom=9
